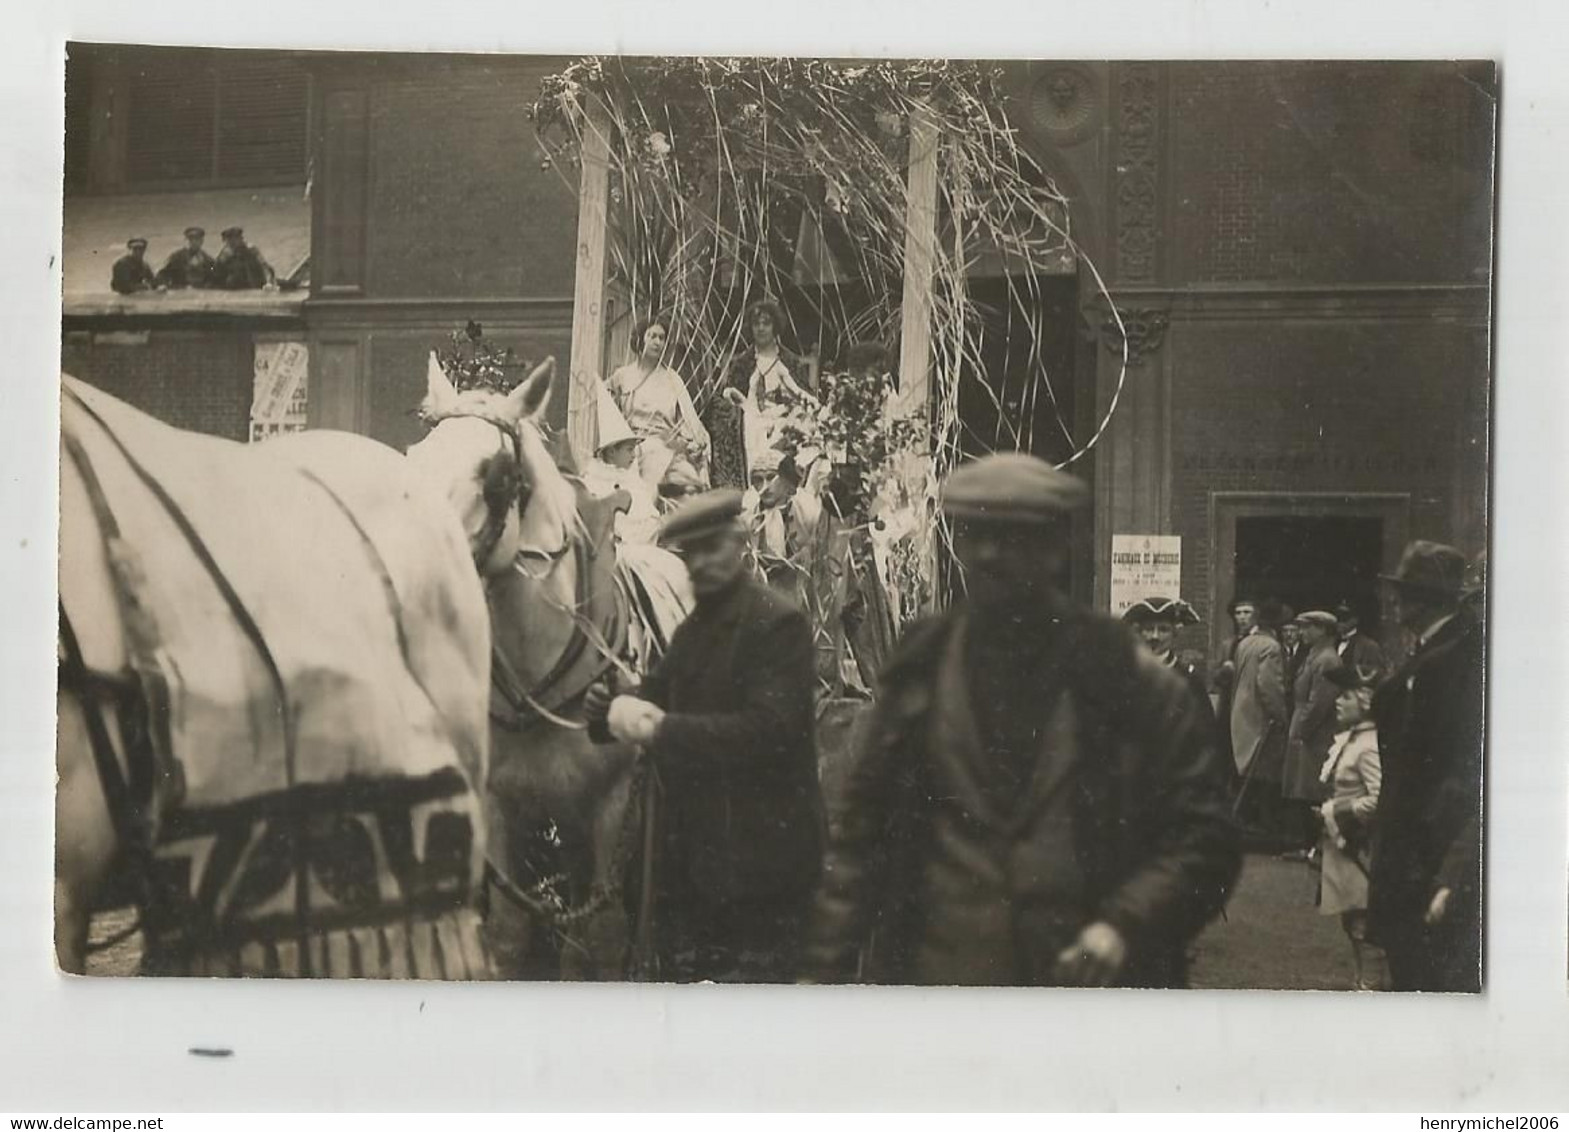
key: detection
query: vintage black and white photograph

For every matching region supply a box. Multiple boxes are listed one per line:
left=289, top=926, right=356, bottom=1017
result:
left=56, top=48, right=1495, bottom=993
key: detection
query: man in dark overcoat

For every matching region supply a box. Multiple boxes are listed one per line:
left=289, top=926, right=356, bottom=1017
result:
left=213, top=226, right=276, bottom=290
left=1334, top=600, right=1389, bottom=681
left=801, top=454, right=1240, bottom=987
left=586, top=488, right=824, bottom=982
left=1366, top=541, right=1485, bottom=992
left=110, top=237, right=155, bottom=294
left=155, top=226, right=217, bottom=289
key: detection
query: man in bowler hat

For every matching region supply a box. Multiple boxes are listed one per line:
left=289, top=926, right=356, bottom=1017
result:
left=1366, top=540, right=1486, bottom=992
left=802, top=453, right=1239, bottom=987
left=584, top=488, right=824, bottom=982
left=1334, top=599, right=1388, bottom=681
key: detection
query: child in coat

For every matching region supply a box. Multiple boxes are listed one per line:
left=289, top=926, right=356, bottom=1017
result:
left=1317, top=663, right=1390, bottom=991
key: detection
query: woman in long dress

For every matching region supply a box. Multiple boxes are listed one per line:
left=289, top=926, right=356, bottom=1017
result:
left=605, top=317, right=711, bottom=492
left=710, top=299, right=817, bottom=485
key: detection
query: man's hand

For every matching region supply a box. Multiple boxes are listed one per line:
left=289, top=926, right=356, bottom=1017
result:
left=607, top=695, right=665, bottom=745
left=583, top=680, right=614, bottom=727
left=1425, top=886, right=1452, bottom=927
left=1053, top=921, right=1128, bottom=987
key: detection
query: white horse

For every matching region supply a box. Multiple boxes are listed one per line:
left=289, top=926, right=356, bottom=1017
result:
left=58, top=374, right=492, bottom=977
left=407, top=356, right=692, bottom=979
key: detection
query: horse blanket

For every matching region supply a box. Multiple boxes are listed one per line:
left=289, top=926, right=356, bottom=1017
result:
left=60, top=376, right=490, bottom=977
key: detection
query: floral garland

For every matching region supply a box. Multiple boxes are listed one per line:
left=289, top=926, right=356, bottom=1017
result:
left=434, top=321, right=532, bottom=395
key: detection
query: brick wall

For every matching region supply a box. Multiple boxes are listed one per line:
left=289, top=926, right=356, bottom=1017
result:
left=1167, top=314, right=1489, bottom=625
left=364, top=57, right=578, bottom=299
left=60, top=327, right=255, bottom=440
left=363, top=323, right=574, bottom=452
left=1169, top=61, right=1496, bottom=285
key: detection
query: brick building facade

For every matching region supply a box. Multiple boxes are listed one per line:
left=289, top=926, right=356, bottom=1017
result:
left=302, top=54, right=578, bottom=447
left=63, top=51, right=1494, bottom=660
left=62, top=45, right=312, bottom=442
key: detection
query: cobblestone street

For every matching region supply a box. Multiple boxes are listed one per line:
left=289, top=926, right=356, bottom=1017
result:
left=1191, top=853, right=1350, bottom=991
left=88, top=854, right=1351, bottom=989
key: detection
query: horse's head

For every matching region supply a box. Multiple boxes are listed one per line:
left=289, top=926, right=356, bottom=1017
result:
left=406, top=353, right=578, bottom=576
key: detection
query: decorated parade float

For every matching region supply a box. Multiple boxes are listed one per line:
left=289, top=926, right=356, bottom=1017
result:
left=448, top=54, right=1134, bottom=715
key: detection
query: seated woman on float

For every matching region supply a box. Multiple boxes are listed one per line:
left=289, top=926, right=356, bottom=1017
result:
left=605, top=317, right=711, bottom=493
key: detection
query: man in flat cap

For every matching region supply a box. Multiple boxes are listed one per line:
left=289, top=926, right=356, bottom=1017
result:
left=1226, top=594, right=1290, bottom=840
left=110, top=237, right=156, bottom=295
left=1366, top=540, right=1485, bottom=992
left=584, top=488, right=825, bottom=982
left=802, top=453, right=1239, bottom=987
left=1122, top=596, right=1213, bottom=725
left=1282, top=610, right=1344, bottom=858
left=155, top=226, right=216, bottom=290
left=213, top=226, right=276, bottom=290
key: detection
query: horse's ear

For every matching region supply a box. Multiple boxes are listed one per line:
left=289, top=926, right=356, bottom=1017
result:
left=504, top=356, right=555, bottom=422
left=423, top=353, right=461, bottom=418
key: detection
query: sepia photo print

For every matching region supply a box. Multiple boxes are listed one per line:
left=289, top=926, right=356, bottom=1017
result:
left=57, top=48, right=1495, bottom=992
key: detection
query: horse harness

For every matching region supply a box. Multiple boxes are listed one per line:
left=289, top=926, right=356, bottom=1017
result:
left=438, top=410, right=658, bottom=930
left=61, top=385, right=488, bottom=975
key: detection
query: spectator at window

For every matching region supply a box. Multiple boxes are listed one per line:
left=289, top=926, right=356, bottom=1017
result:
left=155, top=226, right=217, bottom=289
left=213, top=226, right=276, bottom=290
left=110, top=237, right=156, bottom=295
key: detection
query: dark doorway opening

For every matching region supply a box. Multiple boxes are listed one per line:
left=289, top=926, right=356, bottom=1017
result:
left=1234, top=515, right=1385, bottom=632
left=940, top=273, right=1090, bottom=602
left=957, top=275, right=1081, bottom=466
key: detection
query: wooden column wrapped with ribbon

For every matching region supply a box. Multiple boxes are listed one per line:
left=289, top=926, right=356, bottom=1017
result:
left=566, top=97, right=613, bottom=467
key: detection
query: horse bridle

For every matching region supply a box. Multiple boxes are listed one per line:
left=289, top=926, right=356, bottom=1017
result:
left=450, top=411, right=575, bottom=574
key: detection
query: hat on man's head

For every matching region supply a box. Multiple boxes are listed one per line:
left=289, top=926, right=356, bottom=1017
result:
left=1380, top=540, right=1467, bottom=599
left=183, top=226, right=205, bottom=239
left=1122, top=596, right=1200, bottom=626
left=940, top=452, right=1089, bottom=525
left=659, top=487, right=745, bottom=546
left=749, top=445, right=783, bottom=478
left=221, top=226, right=244, bottom=240
left=126, top=237, right=148, bottom=249
left=1293, top=610, right=1339, bottom=632
left=1326, top=657, right=1387, bottom=691
left=1256, top=596, right=1289, bottom=629
left=1332, top=600, right=1358, bottom=622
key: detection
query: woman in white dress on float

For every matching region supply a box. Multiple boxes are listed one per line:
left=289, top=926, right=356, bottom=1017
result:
left=605, top=318, right=711, bottom=492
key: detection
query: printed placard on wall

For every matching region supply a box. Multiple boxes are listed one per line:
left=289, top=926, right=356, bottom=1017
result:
left=251, top=340, right=310, bottom=442
left=1110, top=534, right=1182, bottom=617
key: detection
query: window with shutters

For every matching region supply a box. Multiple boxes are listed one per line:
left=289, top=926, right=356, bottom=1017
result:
left=121, top=48, right=309, bottom=189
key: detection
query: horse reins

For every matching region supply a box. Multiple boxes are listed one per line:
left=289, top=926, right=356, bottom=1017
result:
left=62, top=385, right=317, bottom=970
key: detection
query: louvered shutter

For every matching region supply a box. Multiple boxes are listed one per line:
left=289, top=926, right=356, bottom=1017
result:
left=216, top=56, right=309, bottom=183
left=125, top=55, right=217, bottom=184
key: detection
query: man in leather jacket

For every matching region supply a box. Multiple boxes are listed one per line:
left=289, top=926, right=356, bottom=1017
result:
left=801, top=454, right=1240, bottom=987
